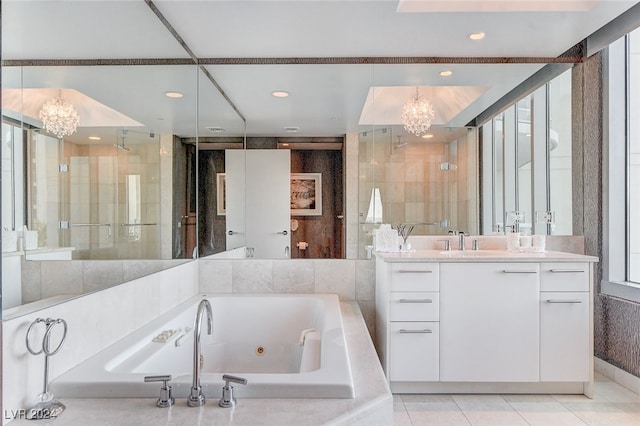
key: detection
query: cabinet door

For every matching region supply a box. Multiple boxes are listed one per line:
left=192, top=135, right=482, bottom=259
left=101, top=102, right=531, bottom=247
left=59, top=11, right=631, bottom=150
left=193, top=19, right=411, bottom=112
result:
left=540, top=291, right=590, bottom=381
left=389, top=322, right=439, bottom=382
left=440, top=263, right=540, bottom=382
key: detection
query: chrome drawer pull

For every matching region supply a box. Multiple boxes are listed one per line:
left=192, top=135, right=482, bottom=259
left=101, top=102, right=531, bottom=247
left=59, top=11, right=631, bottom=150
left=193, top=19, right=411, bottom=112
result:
left=549, top=269, right=585, bottom=273
left=398, top=270, right=433, bottom=274
left=398, top=299, right=433, bottom=304
left=546, top=299, right=582, bottom=304
left=399, top=329, right=433, bottom=334
left=501, top=270, right=538, bottom=274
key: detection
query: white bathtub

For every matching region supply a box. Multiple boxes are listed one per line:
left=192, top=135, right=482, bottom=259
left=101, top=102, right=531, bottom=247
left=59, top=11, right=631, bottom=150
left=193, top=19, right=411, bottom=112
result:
left=52, top=294, right=354, bottom=399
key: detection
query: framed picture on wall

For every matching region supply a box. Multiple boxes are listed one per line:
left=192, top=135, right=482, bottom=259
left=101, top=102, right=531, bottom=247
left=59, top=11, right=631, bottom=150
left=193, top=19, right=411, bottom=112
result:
left=216, top=173, right=226, bottom=216
left=291, top=173, right=322, bottom=216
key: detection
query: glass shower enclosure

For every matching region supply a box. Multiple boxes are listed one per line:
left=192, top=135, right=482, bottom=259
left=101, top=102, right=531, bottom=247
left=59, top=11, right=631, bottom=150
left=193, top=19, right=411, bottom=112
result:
left=29, top=128, right=161, bottom=260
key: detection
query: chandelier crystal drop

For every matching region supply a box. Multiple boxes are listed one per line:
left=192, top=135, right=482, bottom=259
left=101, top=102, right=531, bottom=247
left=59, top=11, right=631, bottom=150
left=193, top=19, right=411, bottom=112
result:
left=400, top=88, right=435, bottom=137
left=39, top=97, right=80, bottom=138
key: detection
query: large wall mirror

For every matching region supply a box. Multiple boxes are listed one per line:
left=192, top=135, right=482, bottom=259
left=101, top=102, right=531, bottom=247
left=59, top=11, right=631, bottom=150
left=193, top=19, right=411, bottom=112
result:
left=2, top=0, right=587, bottom=318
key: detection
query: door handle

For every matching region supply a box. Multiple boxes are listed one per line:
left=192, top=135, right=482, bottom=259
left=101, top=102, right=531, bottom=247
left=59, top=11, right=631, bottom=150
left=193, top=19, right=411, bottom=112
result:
left=228, top=230, right=237, bottom=236
left=545, top=299, right=582, bottom=304
left=277, top=230, right=288, bottom=236
left=398, top=299, right=433, bottom=304
left=399, top=329, right=433, bottom=334
left=501, top=270, right=538, bottom=274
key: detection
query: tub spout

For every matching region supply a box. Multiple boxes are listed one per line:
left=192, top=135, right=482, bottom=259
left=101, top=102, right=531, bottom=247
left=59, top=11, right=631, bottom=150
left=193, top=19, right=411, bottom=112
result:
left=187, top=299, right=213, bottom=407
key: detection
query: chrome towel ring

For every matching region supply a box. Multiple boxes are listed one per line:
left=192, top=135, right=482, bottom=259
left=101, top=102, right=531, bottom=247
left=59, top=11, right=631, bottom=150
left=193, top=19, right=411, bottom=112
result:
left=26, top=318, right=68, bottom=357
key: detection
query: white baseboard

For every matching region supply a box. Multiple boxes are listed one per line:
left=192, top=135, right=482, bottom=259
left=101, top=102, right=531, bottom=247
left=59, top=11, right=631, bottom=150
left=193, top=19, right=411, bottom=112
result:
left=595, top=357, right=640, bottom=396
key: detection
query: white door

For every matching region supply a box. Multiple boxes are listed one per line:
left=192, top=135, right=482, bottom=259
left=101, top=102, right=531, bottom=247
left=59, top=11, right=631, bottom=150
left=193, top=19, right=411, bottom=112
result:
left=225, top=150, right=246, bottom=251
left=245, top=150, right=291, bottom=258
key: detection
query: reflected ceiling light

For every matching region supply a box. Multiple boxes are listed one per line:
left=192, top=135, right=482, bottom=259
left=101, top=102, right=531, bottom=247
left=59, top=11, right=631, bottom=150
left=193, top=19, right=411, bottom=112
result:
left=422, top=133, right=434, bottom=139
left=88, top=136, right=102, bottom=141
left=272, top=91, right=290, bottom=98
left=468, top=32, right=486, bottom=40
left=38, top=95, right=80, bottom=138
left=164, top=91, right=183, bottom=98
left=440, top=70, right=453, bottom=77
left=400, top=87, right=435, bottom=137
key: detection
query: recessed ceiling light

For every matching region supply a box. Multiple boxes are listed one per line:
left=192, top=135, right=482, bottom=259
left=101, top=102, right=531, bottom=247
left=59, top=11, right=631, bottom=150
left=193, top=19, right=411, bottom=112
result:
left=88, top=136, right=102, bottom=141
left=468, top=32, right=485, bottom=41
left=422, top=134, right=434, bottom=139
left=164, top=91, right=183, bottom=98
left=272, top=91, right=290, bottom=98
left=284, top=127, right=299, bottom=133
left=440, top=70, right=453, bottom=77
left=206, top=126, right=225, bottom=133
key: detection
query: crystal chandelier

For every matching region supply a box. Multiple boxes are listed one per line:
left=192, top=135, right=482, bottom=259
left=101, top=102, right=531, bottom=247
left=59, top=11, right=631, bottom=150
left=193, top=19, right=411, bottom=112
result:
left=39, top=96, right=80, bottom=138
left=400, top=87, right=435, bottom=137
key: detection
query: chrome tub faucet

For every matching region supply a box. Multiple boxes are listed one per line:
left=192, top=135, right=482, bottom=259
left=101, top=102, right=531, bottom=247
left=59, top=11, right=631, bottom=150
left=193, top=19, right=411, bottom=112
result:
left=188, top=299, right=213, bottom=407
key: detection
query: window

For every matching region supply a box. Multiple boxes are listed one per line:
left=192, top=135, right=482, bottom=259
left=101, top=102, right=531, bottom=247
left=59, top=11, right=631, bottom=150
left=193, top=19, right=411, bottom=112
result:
left=629, top=28, right=640, bottom=284
left=481, top=70, right=572, bottom=236
left=602, top=27, right=640, bottom=300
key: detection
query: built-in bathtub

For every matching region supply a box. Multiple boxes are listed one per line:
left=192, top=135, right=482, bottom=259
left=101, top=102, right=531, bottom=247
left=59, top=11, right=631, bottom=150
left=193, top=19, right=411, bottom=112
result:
left=52, top=294, right=354, bottom=399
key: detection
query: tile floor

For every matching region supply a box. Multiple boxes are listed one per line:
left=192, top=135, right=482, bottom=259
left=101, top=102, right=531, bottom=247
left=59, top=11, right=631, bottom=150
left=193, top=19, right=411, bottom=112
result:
left=393, top=373, right=640, bottom=425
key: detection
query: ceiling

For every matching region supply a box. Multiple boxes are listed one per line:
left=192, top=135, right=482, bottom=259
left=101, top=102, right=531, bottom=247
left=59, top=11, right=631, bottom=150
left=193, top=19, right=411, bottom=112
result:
left=2, top=0, right=638, bottom=140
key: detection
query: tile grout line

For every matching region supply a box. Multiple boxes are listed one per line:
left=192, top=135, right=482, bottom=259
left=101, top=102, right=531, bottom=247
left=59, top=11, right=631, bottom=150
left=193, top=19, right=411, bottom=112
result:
left=450, top=395, right=474, bottom=426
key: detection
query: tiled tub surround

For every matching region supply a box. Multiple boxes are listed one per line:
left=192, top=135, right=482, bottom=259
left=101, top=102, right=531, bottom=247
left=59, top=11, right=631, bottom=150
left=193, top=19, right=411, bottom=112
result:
left=6, top=302, right=392, bottom=426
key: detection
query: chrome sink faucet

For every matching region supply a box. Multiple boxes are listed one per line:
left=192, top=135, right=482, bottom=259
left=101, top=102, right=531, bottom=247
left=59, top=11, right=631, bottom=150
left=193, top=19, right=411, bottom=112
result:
left=458, top=232, right=466, bottom=251
left=188, top=299, right=213, bottom=407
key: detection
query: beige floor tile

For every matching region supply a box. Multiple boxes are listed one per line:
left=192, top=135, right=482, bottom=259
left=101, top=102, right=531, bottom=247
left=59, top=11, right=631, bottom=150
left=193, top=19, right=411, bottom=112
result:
left=593, top=381, right=640, bottom=403
left=502, top=394, right=557, bottom=403
left=404, top=401, right=470, bottom=426
left=451, top=395, right=528, bottom=426
left=393, top=409, right=414, bottom=426
left=561, top=401, right=640, bottom=426
left=509, top=401, right=587, bottom=425
left=400, top=394, right=456, bottom=403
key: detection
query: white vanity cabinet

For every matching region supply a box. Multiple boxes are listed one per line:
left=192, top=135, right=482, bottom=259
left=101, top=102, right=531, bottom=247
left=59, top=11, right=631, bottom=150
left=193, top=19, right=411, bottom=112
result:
left=375, top=251, right=596, bottom=396
left=540, top=263, right=591, bottom=382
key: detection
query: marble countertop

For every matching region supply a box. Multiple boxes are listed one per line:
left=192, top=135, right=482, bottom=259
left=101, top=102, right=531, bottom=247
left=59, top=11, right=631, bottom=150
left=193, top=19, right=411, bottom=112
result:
left=375, top=249, right=599, bottom=263
left=6, top=302, right=393, bottom=426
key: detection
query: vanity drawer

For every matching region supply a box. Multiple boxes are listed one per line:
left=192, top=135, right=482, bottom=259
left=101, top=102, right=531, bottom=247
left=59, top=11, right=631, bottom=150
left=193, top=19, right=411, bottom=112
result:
left=390, top=263, right=439, bottom=291
left=540, top=262, right=590, bottom=292
left=389, top=321, right=439, bottom=382
left=390, top=292, right=439, bottom=321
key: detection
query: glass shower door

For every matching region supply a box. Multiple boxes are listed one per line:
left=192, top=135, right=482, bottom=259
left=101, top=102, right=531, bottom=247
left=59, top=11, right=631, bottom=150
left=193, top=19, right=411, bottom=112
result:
left=31, top=128, right=161, bottom=260
left=114, top=130, right=161, bottom=259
